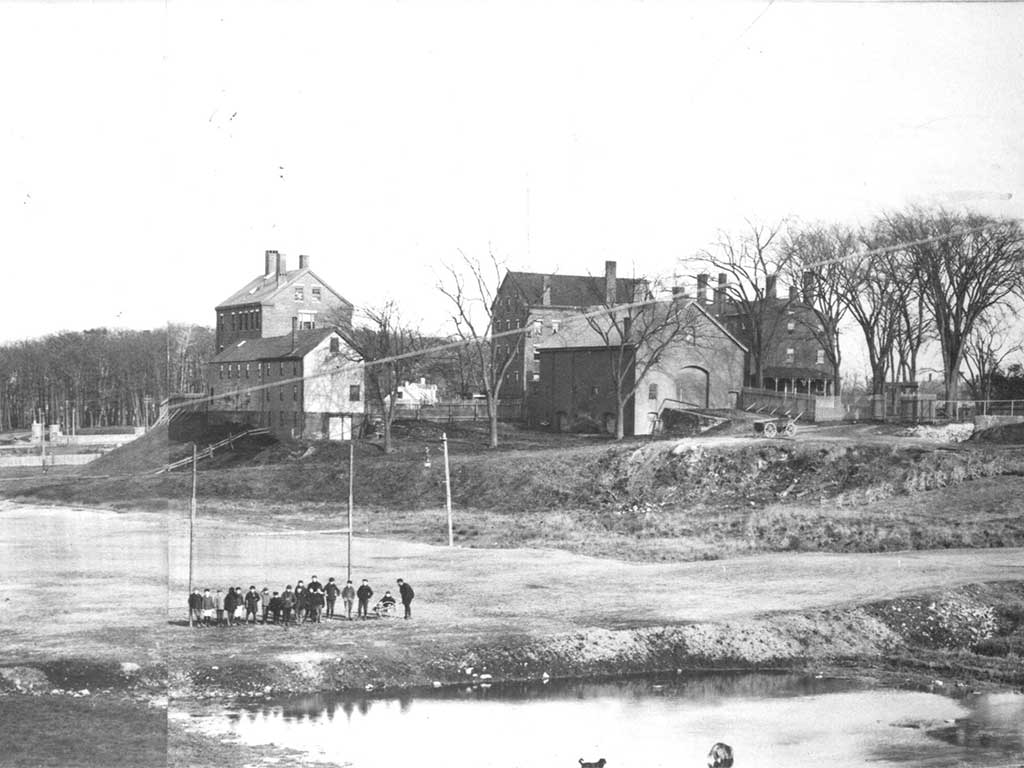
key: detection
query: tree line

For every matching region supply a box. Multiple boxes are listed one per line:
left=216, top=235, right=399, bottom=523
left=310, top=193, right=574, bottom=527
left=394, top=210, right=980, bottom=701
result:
left=0, top=325, right=213, bottom=432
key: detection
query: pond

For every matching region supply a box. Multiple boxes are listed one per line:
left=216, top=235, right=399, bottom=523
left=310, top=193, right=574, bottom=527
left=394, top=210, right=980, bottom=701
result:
left=178, top=673, right=1024, bottom=768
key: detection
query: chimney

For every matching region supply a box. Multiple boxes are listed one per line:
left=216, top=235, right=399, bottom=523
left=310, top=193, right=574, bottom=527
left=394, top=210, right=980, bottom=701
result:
left=671, top=285, right=688, bottom=301
left=265, top=250, right=279, bottom=277
left=277, top=252, right=288, bottom=276
left=291, top=316, right=297, bottom=351
left=789, top=285, right=799, bottom=302
left=604, top=260, right=617, bottom=305
left=802, top=270, right=816, bottom=305
left=697, top=273, right=709, bottom=304
left=715, top=273, right=727, bottom=314
left=542, top=275, right=552, bottom=306
left=765, top=273, right=777, bottom=299
left=299, top=254, right=310, bottom=270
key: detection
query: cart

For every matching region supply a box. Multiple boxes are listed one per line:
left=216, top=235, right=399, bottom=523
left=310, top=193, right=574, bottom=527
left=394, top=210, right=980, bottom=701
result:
left=753, top=411, right=802, bottom=438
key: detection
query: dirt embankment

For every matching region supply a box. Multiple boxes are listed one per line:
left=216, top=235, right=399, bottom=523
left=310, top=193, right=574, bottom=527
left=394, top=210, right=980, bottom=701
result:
left=5, top=582, right=1019, bottom=702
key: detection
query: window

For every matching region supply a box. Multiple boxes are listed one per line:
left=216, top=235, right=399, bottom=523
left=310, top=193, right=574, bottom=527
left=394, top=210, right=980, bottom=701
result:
left=816, top=349, right=826, bottom=365
left=785, top=348, right=795, bottom=363
left=292, top=362, right=298, bottom=376
left=219, top=364, right=224, bottom=380
left=255, top=313, right=261, bottom=329
left=294, top=286, right=304, bottom=301
left=648, top=383, right=658, bottom=400
left=279, top=362, right=284, bottom=376
left=279, top=388, right=284, bottom=401
left=312, top=287, right=322, bottom=302
left=787, top=320, right=795, bottom=332
left=329, top=337, right=340, bottom=353
left=298, top=311, right=315, bottom=330
left=349, top=385, right=361, bottom=402
left=292, top=384, right=298, bottom=402
left=533, top=351, right=541, bottom=363
left=591, top=385, right=600, bottom=397
left=231, top=313, right=237, bottom=331
left=552, top=320, right=560, bottom=333
left=244, top=363, right=250, bottom=378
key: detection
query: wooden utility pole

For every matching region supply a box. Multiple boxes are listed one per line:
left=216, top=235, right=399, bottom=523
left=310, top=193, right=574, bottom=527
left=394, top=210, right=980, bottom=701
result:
left=442, top=432, right=453, bottom=547
left=347, top=440, right=354, bottom=583
left=39, top=412, right=46, bottom=473
left=188, top=443, right=197, bottom=626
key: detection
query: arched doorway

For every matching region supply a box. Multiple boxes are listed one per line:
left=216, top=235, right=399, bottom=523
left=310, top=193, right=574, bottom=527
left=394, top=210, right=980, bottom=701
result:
left=675, top=366, right=711, bottom=409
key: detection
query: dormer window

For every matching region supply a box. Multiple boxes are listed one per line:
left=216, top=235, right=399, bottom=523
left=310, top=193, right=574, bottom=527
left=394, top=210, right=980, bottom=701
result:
left=294, top=286, right=304, bottom=301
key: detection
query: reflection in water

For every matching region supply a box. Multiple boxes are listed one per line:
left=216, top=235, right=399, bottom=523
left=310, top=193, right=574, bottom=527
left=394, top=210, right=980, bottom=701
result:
left=189, top=674, right=1024, bottom=768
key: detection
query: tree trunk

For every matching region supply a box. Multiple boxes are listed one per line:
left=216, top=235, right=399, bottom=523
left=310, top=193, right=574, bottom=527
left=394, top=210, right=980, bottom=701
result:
left=616, top=399, right=625, bottom=440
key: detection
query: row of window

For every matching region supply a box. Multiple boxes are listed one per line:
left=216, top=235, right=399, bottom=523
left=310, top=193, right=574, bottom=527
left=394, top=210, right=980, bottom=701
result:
left=219, top=309, right=262, bottom=333
left=294, top=286, right=323, bottom=302
left=220, top=361, right=300, bottom=379
left=784, top=348, right=827, bottom=365
left=211, top=384, right=361, bottom=405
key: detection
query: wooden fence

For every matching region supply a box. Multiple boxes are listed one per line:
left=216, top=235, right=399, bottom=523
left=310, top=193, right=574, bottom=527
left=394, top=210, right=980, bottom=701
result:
left=366, top=400, right=524, bottom=423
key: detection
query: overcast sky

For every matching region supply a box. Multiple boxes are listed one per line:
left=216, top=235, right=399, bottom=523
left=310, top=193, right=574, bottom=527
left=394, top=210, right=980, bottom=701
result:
left=2, top=1, right=1022, bottom=371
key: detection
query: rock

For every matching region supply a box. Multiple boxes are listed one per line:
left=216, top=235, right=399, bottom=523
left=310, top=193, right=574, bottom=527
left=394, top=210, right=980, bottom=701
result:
left=464, top=667, right=473, bottom=676
left=432, top=681, right=443, bottom=688
left=211, top=666, right=219, bottom=671
left=120, top=662, right=141, bottom=676
left=79, top=689, right=90, bottom=696
left=0, top=666, right=49, bottom=693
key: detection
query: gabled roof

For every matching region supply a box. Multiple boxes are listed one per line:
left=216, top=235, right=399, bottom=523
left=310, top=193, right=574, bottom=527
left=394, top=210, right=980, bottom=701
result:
left=501, top=271, right=647, bottom=308
left=687, top=300, right=749, bottom=353
left=209, top=329, right=337, bottom=363
left=216, top=268, right=352, bottom=310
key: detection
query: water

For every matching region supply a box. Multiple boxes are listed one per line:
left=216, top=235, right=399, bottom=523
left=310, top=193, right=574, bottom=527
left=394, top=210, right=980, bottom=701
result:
left=180, top=673, right=1024, bottom=768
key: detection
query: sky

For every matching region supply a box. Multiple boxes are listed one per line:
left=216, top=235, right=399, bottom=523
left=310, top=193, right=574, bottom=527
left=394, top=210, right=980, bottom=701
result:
left=2, top=1, right=1023, bottom=372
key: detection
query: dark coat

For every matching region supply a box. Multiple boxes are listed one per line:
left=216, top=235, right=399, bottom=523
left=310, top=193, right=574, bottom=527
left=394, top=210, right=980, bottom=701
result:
left=308, top=579, right=323, bottom=592
left=399, top=582, right=414, bottom=604
left=188, top=592, right=203, bottom=610
left=325, top=582, right=341, bottom=599
left=244, top=591, right=261, bottom=610
left=357, top=584, right=373, bottom=602
left=224, top=591, right=238, bottom=612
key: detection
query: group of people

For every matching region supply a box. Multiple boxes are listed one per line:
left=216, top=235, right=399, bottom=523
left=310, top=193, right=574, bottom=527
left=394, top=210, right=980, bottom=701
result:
left=186, top=576, right=415, bottom=626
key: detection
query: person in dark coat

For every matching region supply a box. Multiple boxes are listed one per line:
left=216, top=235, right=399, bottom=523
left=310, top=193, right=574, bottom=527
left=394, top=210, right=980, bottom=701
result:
left=325, top=578, right=340, bottom=618
left=188, top=589, right=203, bottom=626
left=309, top=586, right=325, bottom=623
left=308, top=575, right=323, bottom=593
left=267, top=592, right=283, bottom=623
left=356, top=579, right=373, bottom=619
left=244, top=586, right=261, bottom=624
left=294, top=580, right=308, bottom=623
left=397, top=578, right=414, bottom=619
left=201, top=588, right=215, bottom=626
left=281, top=586, right=295, bottom=624
left=224, top=588, right=238, bottom=626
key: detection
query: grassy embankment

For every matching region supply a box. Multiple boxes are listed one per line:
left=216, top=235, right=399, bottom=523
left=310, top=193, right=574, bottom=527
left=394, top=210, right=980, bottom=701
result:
left=6, top=419, right=1024, bottom=560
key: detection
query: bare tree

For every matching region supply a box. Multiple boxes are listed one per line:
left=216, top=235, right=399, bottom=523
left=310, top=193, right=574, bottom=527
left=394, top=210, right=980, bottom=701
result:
left=346, top=302, right=427, bottom=454
left=883, top=208, right=1024, bottom=414
left=782, top=223, right=857, bottom=396
left=437, top=250, right=518, bottom=449
left=962, top=306, right=1024, bottom=402
left=583, top=281, right=710, bottom=439
left=691, top=220, right=792, bottom=388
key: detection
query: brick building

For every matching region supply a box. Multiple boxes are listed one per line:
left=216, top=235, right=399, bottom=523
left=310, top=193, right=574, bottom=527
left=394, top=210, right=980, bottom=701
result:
left=206, top=251, right=363, bottom=440
left=492, top=261, right=647, bottom=399
left=214, top=250, right=354, bottom=353
left=694, top=272, right=838, bottom=395
left=528, top=298, right=746, bottom=436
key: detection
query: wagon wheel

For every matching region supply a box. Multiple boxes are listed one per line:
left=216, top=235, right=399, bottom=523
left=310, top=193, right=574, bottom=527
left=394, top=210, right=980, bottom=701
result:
left=784, top=422, right=797, bottom=437
left=762, top=422, right=778, bottom=438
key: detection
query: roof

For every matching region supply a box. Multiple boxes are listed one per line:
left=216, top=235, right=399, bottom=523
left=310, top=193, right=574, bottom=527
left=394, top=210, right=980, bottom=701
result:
left=215, top=268, right=352, bottom=310
left=209, top=329, right=337, bottom=363
left=501, top=271, right=647, bottom=308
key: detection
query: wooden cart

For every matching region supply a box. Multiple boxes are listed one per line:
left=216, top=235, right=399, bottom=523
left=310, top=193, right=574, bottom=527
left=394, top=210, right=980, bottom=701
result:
left=753, top=411, right=802, bottom=438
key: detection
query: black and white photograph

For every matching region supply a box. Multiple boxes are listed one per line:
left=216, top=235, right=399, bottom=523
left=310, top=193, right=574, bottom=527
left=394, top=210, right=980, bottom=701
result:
left=1, top=1, right=1023, bottom=767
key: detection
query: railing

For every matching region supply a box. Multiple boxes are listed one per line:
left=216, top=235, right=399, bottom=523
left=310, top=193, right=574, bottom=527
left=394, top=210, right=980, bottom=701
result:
left=739, top=387, right=819, bottom=420
left=154, top=427, right=270, bottom=474
left=934, top=399, right=1024, bottom=419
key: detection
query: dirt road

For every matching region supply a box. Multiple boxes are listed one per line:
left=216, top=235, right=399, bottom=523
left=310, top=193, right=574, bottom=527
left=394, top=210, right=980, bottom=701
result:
left=1, top=500, right=1021, bottom=668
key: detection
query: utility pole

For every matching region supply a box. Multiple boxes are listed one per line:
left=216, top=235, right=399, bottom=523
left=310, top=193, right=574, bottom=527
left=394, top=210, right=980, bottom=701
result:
left=442, top=432, right=453, bottom=547
left=347, top=440, right=354, bottom=583
left=39, top=409, right=46, bottom=473
left=188, top=443, right=197, bottom=626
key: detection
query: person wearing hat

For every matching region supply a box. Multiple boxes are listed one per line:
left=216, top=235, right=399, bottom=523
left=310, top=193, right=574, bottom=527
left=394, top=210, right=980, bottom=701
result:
left=325, top=577, right=341, bottom=618
left=397, top=578, right=415, bottom=620
left=244, top=586, right=261, bottom=624
left=188, top=588, right=203, bottom=626
left=341, top=580, right=356, bottom=620
left=201, top=588, right=215, bottom=626
left=356, top=579, right=373, bottom=619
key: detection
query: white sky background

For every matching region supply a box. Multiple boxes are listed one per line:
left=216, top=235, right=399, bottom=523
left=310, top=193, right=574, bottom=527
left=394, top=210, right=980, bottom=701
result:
left=2, top=1, right=1023, bottom=376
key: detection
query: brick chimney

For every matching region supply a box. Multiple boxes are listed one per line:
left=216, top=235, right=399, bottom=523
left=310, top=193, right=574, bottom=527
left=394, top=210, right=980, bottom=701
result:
left=277, top=252, right=288, bottom=275
left=299, top=254, right=310, bottom=270
left=604, top=260, right=617, bottom=305
left=542, top=275, right=552, bottom=306
left=291, top=317, right=298, bottom=352
left=697, top=273, right=709, bottom=304
left=765, top=273, right=777, bottom=299
left=802, top=270, right=816, bottom=305
left=265, top=250, right=279, bottom=277
left=715, top=273, right=727, bottom=314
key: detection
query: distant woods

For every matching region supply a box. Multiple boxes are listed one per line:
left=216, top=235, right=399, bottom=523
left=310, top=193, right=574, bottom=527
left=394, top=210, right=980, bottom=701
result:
left=0, top=324, right=214, bottom=431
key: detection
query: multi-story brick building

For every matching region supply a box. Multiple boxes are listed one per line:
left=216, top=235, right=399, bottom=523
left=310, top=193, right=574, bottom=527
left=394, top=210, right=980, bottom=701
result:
left=694, top=272, right=838, bottom=396
left=206, top=251, right=363, bottom=440
left=214, top=250, right=354, bottom=353
left=492, top=261, right=647, bottom=399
